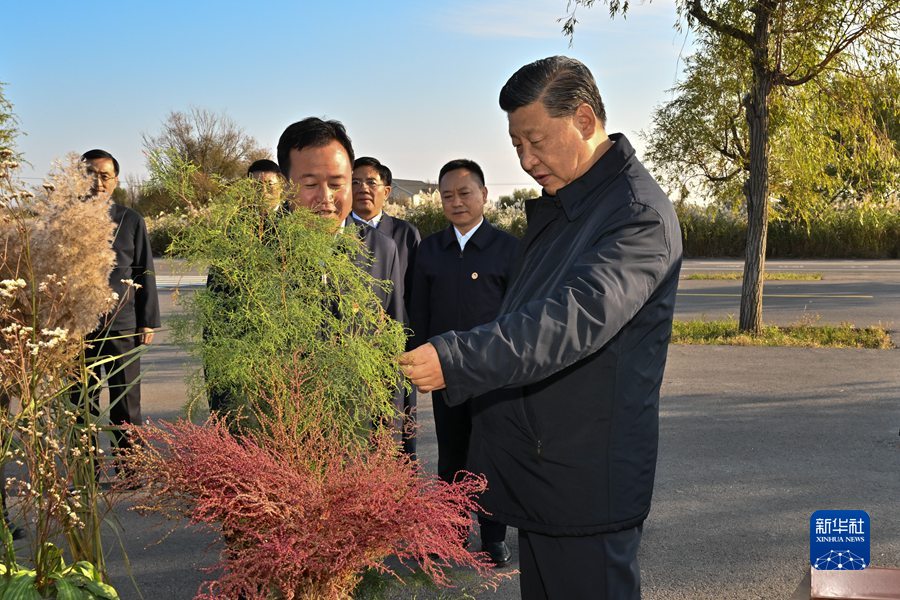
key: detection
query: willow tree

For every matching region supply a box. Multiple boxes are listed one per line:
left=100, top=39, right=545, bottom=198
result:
left=645, top=35, right=900, bottom=220
left=562, top=0, right=900, bottom=332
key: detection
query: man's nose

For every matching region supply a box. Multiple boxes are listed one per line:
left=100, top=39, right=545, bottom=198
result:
left=519, top=149, right=539, bottom=172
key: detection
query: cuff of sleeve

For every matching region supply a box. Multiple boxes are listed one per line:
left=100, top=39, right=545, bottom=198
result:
left=428, top=333, right=468, bottom=407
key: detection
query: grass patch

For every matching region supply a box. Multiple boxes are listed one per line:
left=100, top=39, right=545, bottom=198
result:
left=683, top=272, right=823, bottom=281
left=672, top=319, right=893, bottom=349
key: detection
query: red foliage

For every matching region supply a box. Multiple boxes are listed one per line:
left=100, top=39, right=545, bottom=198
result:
left=123, top=409, right=502, bottom=599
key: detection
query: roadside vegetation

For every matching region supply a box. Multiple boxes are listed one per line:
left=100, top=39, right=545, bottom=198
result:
left=672, top=319, right=893, bottom=349
left=684, top=272, right=823, bottom=281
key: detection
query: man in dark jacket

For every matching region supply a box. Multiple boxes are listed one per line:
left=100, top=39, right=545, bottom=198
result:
left=409, top=158, right=519, bottom=566
left=79, top=149, right=160, bottom=455
left=351, top=157, right=420, bottom=308
left=401, top=56, right=682, bottom=599
left=351, top=156, right=419, bottom=454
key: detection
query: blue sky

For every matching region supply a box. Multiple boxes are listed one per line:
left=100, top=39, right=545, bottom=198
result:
left=2, top=0, right=690, bottom=199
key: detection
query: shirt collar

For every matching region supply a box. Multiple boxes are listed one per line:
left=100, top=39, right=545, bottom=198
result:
left=453, top=217, right=485, bottom=251
left=351, top=211, right=383, bottom=228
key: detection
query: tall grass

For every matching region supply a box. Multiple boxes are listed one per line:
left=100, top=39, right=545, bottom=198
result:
left=676, top=200, right=900, bottom=258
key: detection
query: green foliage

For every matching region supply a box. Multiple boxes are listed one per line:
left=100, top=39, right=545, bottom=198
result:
left=684, top=271, right=822, bottom=281
left=0, top=544, right=119, bottom=599
left=672, top=318, right=893, bottom=349
left=396, top=201, right=527, bottom=240
left=398, top=201, right=448, bottom=239
left=157, top=156, right=407, bottom=447
left=675, top=200, right=900, bottom=258
left=145, top=208, right=190, bottom=255
left=497, top=187, right=539, bottom=210
left=645, top=32, right=900, bottom=216
left=141, top=108, right=270, bottom=212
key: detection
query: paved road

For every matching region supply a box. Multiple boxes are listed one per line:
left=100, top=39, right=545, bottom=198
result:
left=95, top=261, right=900, bottom=599
left=157, top=259, right=900, bottom=332
left=677, top=260, right=900, bottom=332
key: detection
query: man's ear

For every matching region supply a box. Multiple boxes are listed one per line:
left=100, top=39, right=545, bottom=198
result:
left=574, top=103, right=597, bottom=140
left=481, top=186, right=488, bottom=204
left=383, top=184, right=392, bottom=198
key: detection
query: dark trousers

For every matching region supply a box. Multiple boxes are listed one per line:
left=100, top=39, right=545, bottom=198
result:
left=519, top=525, right=643, bottom=600
left=77, top=329, right=143, bottom=451
left=433, top=390, right=506, bottom=544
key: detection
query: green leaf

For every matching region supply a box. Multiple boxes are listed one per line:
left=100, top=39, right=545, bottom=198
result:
left=82, top=578, right=119, bottom=599
left=52, top=577, right=82, bottom=600
left=39, top=542, right=65, bottom=576
left=3, top=571, right=41, bottom=600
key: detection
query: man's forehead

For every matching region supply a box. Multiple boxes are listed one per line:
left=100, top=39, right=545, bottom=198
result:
left=86, top=158, right=116, bottom=173
left=289, top=144, right=350, bottom=175
left=353, top=165, right=380, bottom=177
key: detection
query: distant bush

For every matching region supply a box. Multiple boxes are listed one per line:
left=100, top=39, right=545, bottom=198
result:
left=675, top=200, right=900, bottom=258
left=147, top=197, right=899, bottom=259
left=387, top=192, right=527, bottom=240
left=145, top=209, right=193, bottom=256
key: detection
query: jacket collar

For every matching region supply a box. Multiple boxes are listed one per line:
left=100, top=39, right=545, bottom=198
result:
left=440, top=219, right=496, bottom=250
left=552, top=132, right=634, bottom=222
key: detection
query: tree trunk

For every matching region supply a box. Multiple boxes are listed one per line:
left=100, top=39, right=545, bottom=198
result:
left=739, top=2, right=775, bottom=334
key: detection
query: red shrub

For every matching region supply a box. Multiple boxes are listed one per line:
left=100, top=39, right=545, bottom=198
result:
left=124, top=409, right=503, bottom=599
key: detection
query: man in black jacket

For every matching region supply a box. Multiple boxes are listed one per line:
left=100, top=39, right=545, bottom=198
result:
left=409, top=158, right=519, bottom=566
left=402, top=57, right=682, bottom=599
left=79, top=149, right=160, bottom=456
left=351, top=156, right=420, bottom=454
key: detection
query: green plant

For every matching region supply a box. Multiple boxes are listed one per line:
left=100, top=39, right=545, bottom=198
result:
left=154, top=154, right=407, bottom=447
left=0, top=541, right=118, bottom=599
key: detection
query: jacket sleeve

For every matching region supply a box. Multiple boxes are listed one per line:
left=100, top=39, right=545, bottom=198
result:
left=133, top=214, right=161, bottom=329
left=430, top=203, right=673, bottom=407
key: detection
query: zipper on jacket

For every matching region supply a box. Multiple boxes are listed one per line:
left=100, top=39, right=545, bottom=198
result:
left=536, top=439, right=542, bottom=457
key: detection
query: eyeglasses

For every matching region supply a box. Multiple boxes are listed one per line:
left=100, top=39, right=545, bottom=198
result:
left=88, top=171, right=117, bottom=182
left=351, top=178, right=383, bottom=188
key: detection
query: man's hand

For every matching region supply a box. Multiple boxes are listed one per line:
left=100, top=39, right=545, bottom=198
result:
left=139, top=327, right=155, bottom=345
left=399, top=343, right=446, bottom=393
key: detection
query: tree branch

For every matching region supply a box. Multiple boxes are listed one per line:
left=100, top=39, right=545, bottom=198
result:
left=687, top=0, right=754, bottom=47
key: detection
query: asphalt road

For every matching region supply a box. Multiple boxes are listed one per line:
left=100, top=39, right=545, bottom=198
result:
left=92, top=260, right=899, bottom=599
left=677, top=260, right=900, bottom=331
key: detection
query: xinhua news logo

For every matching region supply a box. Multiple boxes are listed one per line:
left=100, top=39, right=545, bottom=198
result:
left=810, top=510, right=870, bottom=571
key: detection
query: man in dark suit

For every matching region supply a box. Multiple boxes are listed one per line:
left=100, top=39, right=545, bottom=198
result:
left=351, top=157, right=420, bottom=307
left=78, top=149, right=160, bottom=458
left=409, top=159, right=519, bottom=566
left=351, top=156, right=420, bottom=454
left=402, top=56, right=682, bottom=599
left=276, top=118, right=408, bottom=450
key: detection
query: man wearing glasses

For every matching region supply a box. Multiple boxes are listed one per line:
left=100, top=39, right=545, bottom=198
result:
left=351, top=157, right=420, bottom=454
left=78, top=149, right=160, bottom=472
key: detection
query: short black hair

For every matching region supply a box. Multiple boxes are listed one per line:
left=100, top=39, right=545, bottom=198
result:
left=439, top=159, right=485, bottom=187
left=81, top=149, right=120, bottom=176
left=276, top=117, right=354, bottom=178
left=353, top=156, right=392, bottom=186
left=499, top=56, right=607, bottom=126
left=247, top=159, right=281, bottom=177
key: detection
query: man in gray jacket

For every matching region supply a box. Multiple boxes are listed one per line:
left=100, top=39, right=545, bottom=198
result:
left=401, top=56, right=682, bottom=599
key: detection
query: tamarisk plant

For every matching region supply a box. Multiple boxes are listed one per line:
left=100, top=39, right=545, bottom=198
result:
left=157, top=153, right=407, bottom=448
left=0, top=141, right=126, bottom=596
left=122, top=364, right=506, bottom=600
